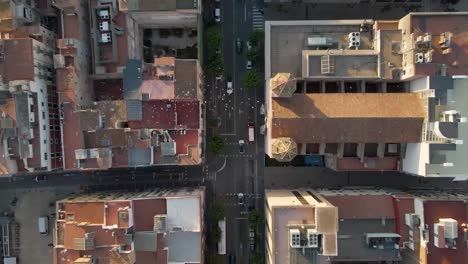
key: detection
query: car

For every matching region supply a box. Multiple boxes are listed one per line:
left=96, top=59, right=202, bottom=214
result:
left=249, top=228, right=256, bottom=251
left=246, top=60, right=252, bottom=70
left=238, top=139, right=245, bottom=154
left=35, top=175, right=47, bottom=182
left=236, top=38, right=242, bottom=54
left=214, top=8, right=221, bottom=22
left=237, top=193, right=244, bottom=205
left=227, top=77, right=233, bottom=94
left=246, top=41, right=252, bottom=51
left=229, top=255, right=236, bottom=264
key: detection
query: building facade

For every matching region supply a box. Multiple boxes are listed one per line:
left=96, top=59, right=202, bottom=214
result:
left=54, top=188, right=205, bottom=264
left=264, top=13, right=468, bottom=179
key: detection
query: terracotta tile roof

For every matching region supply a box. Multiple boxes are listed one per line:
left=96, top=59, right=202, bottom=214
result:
left=175, top=100, right=199, bottom=129
left=272, top=94, right=424, bottom=143
left=409, top=14, right=468, bottom=77
left=83, top=129, right=127, bottom=148
left=63, top=202, right=105, bottom=224
left=423, top=200, right=468, bottom=264
left=2, top=39, right=34, bottom=82
left=141, top=79, right=175, bottom=99
left=105, top=201, right=130, bottom=227
left=323, top=195, right=396, bottom=219
left=132, top=198, right=167, bottom=231
left=128, top=100, right=175, bottom=129
left=62, top=103, right=83, bottom=170
left=169, top=130, right=198, bottom=155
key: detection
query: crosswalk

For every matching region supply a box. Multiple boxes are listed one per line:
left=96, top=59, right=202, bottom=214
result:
left=220, top=154, right=254, bottom=158
left=252, top=6, right=264, bottom=30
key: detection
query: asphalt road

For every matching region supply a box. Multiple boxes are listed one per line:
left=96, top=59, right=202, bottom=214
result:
left=210, top=0, right=266, bottom=262
left=0, top=166, right=204, bottom=190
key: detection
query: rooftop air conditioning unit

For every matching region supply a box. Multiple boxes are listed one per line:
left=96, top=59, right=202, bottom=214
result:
left=416, top=35, right=424, bottom=43
left=307, top=229, right=319, bottom=248
left=423, top=34, right=432, bottom=43
left=424, top=52, right=433, bottom=63
left=415, top=53, right=424, bottom=63
left=290, top=229, right=301, bottom=248
left=441, top=219, right=458, bottom=239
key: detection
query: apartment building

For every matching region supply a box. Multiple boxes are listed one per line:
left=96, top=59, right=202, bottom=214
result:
left=55, top=0, right=203, bottom=170
left=401, top=191, right=468, bottom=264
left=264, top=12, right=468, bottom=179
left=265, top=189, right=338, bottom=264
left=53, top=187, right=205, bottom=264
left=0, top=0, right=61, bottom=175
left=266, top=188, right=467, bottom=264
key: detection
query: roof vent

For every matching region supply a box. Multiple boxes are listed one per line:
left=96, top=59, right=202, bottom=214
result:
left=415, top=53, right=424, bottom=63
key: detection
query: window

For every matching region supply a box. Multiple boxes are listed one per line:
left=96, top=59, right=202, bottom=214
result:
left=42, top=125, right=46, bottom=130
left=44, top=153, right=48, bottom=160
left=43, top=140, right=46, bottom=144
left=41, top=102, right=44, bottom=106
left=42, top=112, right=46, bottom=119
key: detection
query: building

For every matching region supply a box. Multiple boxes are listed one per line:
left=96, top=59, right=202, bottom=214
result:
left=266, top=188, right=467, bottom=264
left=264, top=13, right=468, bottom=178
left=56, top=0, right=203, bottom=170
left=0, top=0, right=61, bottom=175
left=399, top=190, right=468, bottom=264
left=53, top=188, right=205, bottom=264
left=265, top=189, right=338, bottom=264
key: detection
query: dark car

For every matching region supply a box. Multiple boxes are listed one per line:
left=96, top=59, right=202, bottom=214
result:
left=35, top=175, right=47, bottom=182
left=236, top=38, right=242, bottom=54
left=229, top=255, right=236, bottom=264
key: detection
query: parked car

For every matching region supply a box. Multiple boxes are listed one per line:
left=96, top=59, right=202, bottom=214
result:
left=214, top=8, right=221, bottom=22
left=236, top=38, right=242, bottom=54
left=246, top=41, right=252, bottom=51
left=246, top=60, right=252, bottom=70
left=227, top=76, right=233, bottom=94
left=237, top=193, right=244, bottom=205
left=238, top=139, right=245, bottom=154
left=35, top=175, right=47, bottom=182
left=38, top=216, right=49, bottom=235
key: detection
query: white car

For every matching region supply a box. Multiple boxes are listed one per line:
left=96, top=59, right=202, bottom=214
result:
left=246, top=41, right=252, bottom=51
left=246, top=60, right=252, bottom=70
left=227, top=77, right=233, bottom=94
left=237, top=193, right=244, bottom=205
left=214, top=8, right=221, bottom=23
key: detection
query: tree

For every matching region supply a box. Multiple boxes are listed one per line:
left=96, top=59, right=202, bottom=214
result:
left=206, top=54, right=224, bottom=76
left=241, top=71, right=261, bottom=90
left=246, top=49, right=259, bottom=62
left=249, top=253, right=264, bottom=264
left=207, top=26, right=222, bottom=49
left=209, top=135, right=225, bottom=155
left=248, top=209, right=262, bottom=228
left=212, top=225, right=222, bottom=242
left=249, top=30, right=265, bottom=46
left=210, top=200, right=225, bottom=222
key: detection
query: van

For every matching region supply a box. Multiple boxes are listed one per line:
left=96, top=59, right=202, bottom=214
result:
left=38, top=216, right=49, bottom=235
left=214, top=8, right=221, bottom=23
